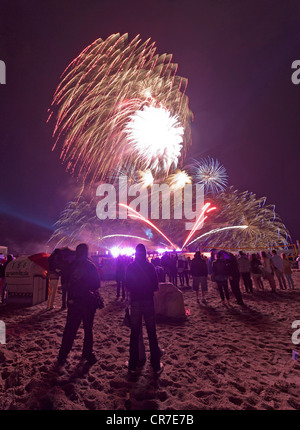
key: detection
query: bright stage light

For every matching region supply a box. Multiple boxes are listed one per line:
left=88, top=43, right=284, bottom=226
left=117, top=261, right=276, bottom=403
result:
left=110, top=246, right=136, bottom=258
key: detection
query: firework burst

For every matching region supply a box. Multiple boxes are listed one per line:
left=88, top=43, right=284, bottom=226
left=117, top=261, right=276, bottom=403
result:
left=137, top=169, right=154, bottom=188
left=190, top=157, right=228, bottom=194
left=49, top=33, right=193, bottom=185
left=167, top=169, right=192, bottom=190
left=190, top=187, right=291, bottom=249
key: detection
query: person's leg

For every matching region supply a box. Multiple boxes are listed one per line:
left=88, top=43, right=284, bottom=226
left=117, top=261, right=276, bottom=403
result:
left=223, top=281, right=230, bottom=301
left=193, top=277, right=200, bottom=302
left=230, top=276, right=243, bottom=304
left=82, top=307, right=96, bottom=360
left=247, top=273, right=253, bottom=293
left=58, top=305, right=82, bottom=361
left=279, top=271, right=287, bottom=289
left=174, top=272, right=178, bottom=287
left=0, top=278, right=3, bottom=303
left=200, top=276, right=208, bottom=303
left=290, top=274, right=295, bottom=289
left=241, top=273, right=248, bottom=292
left=143, top=300, right=161, bottom=372
left=286, top=274, right=295, bottom=289
left=253, top=274, right=260, bottom=290
left=1, top=280, right=7, bottom=303
left=138, top=323, right=146, bottom=365
left=121, top=279, right=126, bottom=300
left=268, top=274, right=276, bottom=292
left=47, top=276, right=59, bottom=309
left=61, top=283, right=67, bottom=309
left=116, top=280, right=121, bottom=298
left=275, top=269, right=284, bottom=289
left=184, top=271, right=189, bottom=287
left=179, top=272, right=184, bottom=287
left=216, top=282, right=225, bottom=302
left=129, top=303, right=143, bottom=371
left=258, top=276, right=264, bottom=289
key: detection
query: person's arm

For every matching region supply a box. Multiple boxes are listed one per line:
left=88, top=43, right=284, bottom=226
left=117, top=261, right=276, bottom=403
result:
left=204, top=261, right=208, bottom=277
left=88, top=263, right=101, bottom=292
left=149, top=264, right=159, bottom=291
left=125, top=264, right=133, bottom=293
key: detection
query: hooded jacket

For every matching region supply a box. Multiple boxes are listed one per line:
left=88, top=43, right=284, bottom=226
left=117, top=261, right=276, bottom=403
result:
left=126, top=255, right=159, bottom=302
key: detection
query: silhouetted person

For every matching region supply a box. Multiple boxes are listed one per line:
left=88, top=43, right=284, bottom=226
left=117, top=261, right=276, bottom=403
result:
left=125, top=244, right=163, bottom=375
left=261, top=251, right=276, bottom=292
left=282, top=253, right=295, bottom=289
left=250, top=254, right=264, bottom=290
left=190, top=251, right=208, bottom=304
left=177, top=255, right=185, bottom=287
left=116, top=255, right=126, bottom=300
left=227, top=253, right=244, bottom=305
left=271, top=250, right=287, bottom=290
left=169, top=254, right=178, bottom=286
left=208, top=249, right=216, bottom=279
left=238, top=252, right=253, bottom=293
left=183, top=256, right=190, bottom=287
left=57, top=243, right=100, bottom=365
left=212, top=251, right=230, bottom=305
left=161, top=253, right=170, bottom=282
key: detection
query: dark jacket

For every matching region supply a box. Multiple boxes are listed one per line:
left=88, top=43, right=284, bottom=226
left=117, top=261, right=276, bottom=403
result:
left=116, top=257, right=126, bottom=281
left=227, top=257, right=240, bottom=279
left=126, top=256, right=159, bottom=302
left=190, top=257, right=208, bottom=277
left=68, top=258, right=100, bottom=307
left=250, top=257, right=263, bottom=275
left=212, top=259, right=228, bottom=281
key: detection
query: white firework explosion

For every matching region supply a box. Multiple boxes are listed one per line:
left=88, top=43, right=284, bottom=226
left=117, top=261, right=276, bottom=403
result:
left=167, top=169, right=192, bottom=190
left=125, top=105, right=184, bottom=176
left=191, top=157, right=228, bottom=194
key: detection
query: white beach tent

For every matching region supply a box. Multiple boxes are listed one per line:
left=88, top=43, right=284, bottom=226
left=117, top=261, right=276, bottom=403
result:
left=5, top=255, right=48, bottom=306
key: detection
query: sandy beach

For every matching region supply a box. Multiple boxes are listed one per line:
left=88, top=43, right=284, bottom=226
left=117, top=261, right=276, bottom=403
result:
left=1, top=272, right=300, bottom=411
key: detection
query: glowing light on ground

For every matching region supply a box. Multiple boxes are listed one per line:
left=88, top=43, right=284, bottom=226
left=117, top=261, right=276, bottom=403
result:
left=187, top=225, right=249, bottom=246
left=119, top=203, right=177, bottom=250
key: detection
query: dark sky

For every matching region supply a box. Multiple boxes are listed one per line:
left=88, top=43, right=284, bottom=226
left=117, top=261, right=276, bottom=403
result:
left=0, top=0, right=300, bottom=252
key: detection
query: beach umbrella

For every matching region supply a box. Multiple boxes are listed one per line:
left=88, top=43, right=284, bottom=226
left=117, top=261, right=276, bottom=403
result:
left=28, top=253, right=51, bottom=271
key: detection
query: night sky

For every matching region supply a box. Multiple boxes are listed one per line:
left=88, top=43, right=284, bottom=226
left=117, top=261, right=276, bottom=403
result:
left=1, top=0, right=300, bottom=254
